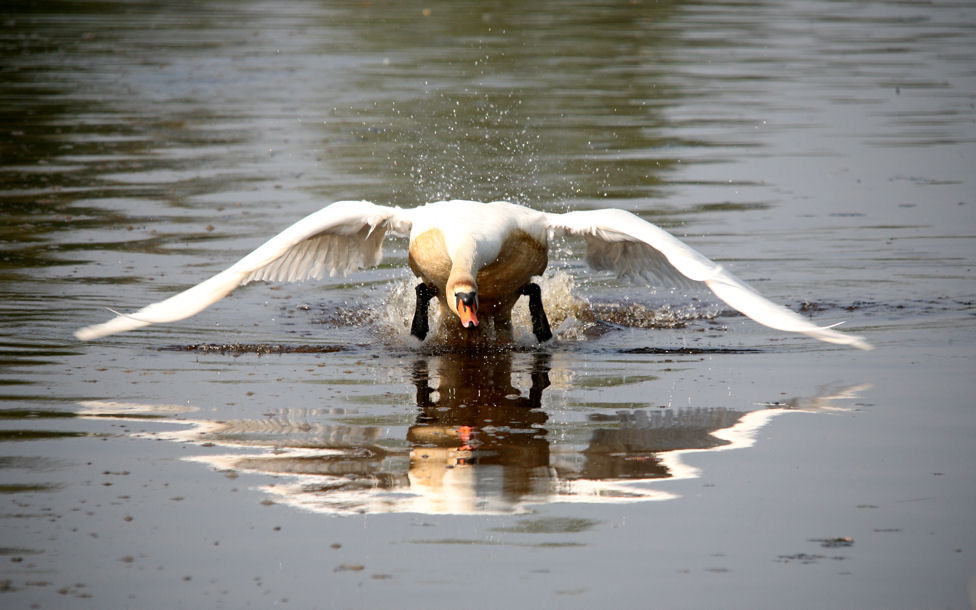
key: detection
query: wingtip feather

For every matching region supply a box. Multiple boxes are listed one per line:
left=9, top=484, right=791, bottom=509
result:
left=849, top=336, right=874, bottom=351
left=74, top=309, right=153, bottom=340
left=803, top=324, right=873, bottom=351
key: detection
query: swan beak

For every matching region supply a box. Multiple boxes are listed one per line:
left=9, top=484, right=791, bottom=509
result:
left=455, top=292, right=479, bottom=329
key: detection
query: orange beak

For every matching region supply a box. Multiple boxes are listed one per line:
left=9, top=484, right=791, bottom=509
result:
left=456, top=295, right=479, bottom=329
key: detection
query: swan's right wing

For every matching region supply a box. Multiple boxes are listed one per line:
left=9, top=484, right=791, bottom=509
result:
left=546, top=207, right=872, bottom=350
left=75, top=200, right=409, bottom=340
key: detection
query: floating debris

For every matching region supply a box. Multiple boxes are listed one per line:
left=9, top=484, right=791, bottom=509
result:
left=811, top=536, right=854, bottom=548
left=776, top=553, right=825, bottom=564
left=619, top=347, right=763, bottom=355
left=160, top=343, right=345, bottom=355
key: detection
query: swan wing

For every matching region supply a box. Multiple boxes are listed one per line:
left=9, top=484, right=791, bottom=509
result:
left=546, top=208, right=872, bottom=350
left=75, top=200, right=409, bottom=340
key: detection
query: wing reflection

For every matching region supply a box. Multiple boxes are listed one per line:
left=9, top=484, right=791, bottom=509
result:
left=77, top=357, right=869, bottom=515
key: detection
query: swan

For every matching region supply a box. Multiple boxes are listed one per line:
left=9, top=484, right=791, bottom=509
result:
left=74, top=200, right=872, bottom=350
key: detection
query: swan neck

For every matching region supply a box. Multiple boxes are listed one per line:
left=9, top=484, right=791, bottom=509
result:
left=446, top=238, right=479, bottom=307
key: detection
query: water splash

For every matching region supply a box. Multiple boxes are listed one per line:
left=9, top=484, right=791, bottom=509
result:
left=312, top=272, right=725, bottom=348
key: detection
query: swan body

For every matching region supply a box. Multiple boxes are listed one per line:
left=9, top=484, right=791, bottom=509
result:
left=74, top=200, right=872, bottom=350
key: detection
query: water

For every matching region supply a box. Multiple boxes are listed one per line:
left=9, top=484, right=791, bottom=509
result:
left=2, top=1, right=975, bottom=607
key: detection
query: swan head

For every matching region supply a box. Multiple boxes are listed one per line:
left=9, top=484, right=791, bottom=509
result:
left=447, top=276, right=479, bottom=329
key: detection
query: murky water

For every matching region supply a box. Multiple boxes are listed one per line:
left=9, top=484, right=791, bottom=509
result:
left=2, top=1, right=975, bottom=608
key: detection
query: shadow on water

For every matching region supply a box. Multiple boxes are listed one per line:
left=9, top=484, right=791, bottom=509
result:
left=77, top=351, right=869, bottom=515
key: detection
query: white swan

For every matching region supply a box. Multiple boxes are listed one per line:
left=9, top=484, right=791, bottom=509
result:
left=74, top=200, right=872, bottom=350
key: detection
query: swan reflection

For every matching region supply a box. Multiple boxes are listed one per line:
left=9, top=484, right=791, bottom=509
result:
left=78, top=354, right=868, bottom=515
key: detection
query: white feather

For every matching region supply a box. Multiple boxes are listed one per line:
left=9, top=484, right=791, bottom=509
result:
left=74, top=200, right=406, bottom=340
left=546, top=207, right=872, bottom=350
left=76, top=200, right=872, bottom=350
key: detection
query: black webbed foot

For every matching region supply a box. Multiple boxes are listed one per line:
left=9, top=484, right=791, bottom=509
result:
left=410, top=283, right=438, bottom=340
left=518, top=283, right=553, bottom=343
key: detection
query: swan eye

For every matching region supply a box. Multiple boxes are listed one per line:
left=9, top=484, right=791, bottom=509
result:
left=455, top=291, right=477, bottom=308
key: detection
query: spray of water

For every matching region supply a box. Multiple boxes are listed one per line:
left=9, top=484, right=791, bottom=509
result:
left=317, top=271, right=722, bottom=349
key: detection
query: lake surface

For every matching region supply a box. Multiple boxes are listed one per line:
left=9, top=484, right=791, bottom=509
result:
left=2, top=1, right=975, bottom=607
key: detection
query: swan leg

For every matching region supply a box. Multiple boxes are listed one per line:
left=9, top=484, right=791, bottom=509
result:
left=410, top=283, right=438, bottom=340
left=518, top=283, right=553, bottom=343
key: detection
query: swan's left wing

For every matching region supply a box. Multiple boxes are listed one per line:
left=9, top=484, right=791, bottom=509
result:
left=75, top=200, right=408, bottom=340
left=546, top=208, right=872, bottom=350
